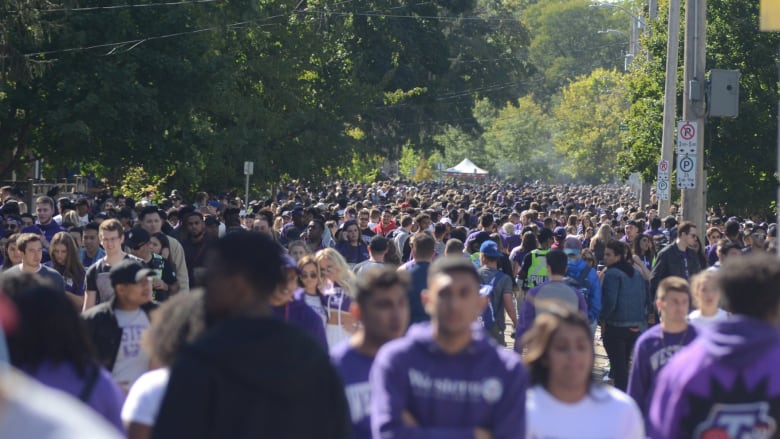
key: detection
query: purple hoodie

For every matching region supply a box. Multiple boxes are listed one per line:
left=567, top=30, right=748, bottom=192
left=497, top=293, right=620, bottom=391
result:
left=370, top=322, right=527, bottom=439
left=650, top=316, right=780, bottom=439
left=330, top=341, right=374, bottom=439
left=272, top=297, right=328, bottom=349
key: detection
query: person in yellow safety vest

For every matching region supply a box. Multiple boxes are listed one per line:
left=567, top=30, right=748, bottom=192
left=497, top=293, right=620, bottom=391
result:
left=518, top=228, right=554, bottom=291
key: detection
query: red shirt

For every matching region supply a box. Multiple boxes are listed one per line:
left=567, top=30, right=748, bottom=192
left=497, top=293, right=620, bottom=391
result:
left=372, top=221, right=397, bottom=237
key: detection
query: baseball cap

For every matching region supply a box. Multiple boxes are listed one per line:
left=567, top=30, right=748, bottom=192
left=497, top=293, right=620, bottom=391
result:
left=282, top=254, right=301, bottom=274
left=124, top=228, right=150, bottom=250
left=538, top=228, right=554, bottom=243
left=369, top=235, right=389, bottom=252
left=553, top=226, right=567, bottom=239
left=563, top=236, right=582, bottom=255
left=110, top=259, right=153, bottom=287
left=479, top=240, right=502, bottom=258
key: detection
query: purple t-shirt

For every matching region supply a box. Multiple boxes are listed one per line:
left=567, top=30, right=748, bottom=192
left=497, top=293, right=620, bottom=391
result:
left=650, top=316, right=780, bottom=439
left=370, top=322, right=527, bottom=438
left=330, top=342, right=374, bottom=439
left=627, top=324, right=698, bottom=422
left=272, top=298, right=328, bottom=349
left=22, top=361, right=124, bottom=433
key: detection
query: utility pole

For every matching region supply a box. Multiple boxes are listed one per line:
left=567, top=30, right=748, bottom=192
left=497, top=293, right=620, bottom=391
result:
left=680, top=0, right=707, bottom=231
left=658, top=0, right=681, bottom=218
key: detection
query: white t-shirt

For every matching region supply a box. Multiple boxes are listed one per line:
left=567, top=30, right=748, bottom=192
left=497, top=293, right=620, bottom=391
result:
left=112, top=309, right=151, bottom=390
left=121, top=368, right=170, bottom=426
left=688, top=308, right=728, bottom=326
left=526, top=384, right=644, bottom=439
left=303, top=293, right=327, bottom=325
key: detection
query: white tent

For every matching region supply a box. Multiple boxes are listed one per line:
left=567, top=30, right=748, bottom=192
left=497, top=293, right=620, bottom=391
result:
left=444, top=158, right=489, bottom=177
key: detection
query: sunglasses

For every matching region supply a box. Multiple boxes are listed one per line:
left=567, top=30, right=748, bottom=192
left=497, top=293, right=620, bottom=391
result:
left=300, top=272, right=318, bottom=279
left=752, top=233, right=766, bottom=240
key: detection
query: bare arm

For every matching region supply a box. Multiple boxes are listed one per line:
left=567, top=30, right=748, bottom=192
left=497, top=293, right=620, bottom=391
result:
left=126, top=422, right=152, bottom=439
left=503, top=292, right=518, bottom=328
left=82, top=290, right=96, bottom=312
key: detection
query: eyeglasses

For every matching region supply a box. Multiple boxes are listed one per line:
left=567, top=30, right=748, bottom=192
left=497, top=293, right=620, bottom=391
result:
left=752, top=233, right=766, bottom=240
left=320, top=267, right=333, bottom=274
left=359, top=217, right=369, bottom=221
left=300, top=272, right=318, bottom=279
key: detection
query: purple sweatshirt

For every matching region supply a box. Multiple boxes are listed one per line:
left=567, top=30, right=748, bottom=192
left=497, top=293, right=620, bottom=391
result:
left=22, top=361, right=124, bottom=433
left=370, top=322, right=527, bottom=439
left=650, top=316, right=780, bottom=439
left=330, top=341, right=374, bottom=439
left=627, top=323, right=698, bottom=428
left=272, top=297, right=328, bottom=349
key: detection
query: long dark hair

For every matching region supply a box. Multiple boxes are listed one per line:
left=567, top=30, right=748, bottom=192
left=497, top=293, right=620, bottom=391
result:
left=2, top=233, right=20, bottom=270
left=50, top=232, right=85, bottom=285
left=6, top=286, right=97, bottom=377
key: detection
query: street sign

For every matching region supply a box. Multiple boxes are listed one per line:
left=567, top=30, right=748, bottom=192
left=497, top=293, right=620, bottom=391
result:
left=657, top=159, right=670, bottom=200
left=677, top=154, right=696, bottom=189
left=677, top=121, right=698, bottom=155
left=244, top=161, right=254, bottom=176
left=677, top=121, right=699, bottom=156
left=619, top=124, right=629, bottom=131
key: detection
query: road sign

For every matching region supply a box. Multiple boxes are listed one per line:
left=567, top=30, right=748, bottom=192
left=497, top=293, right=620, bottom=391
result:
left=619, top=124, right=629, bottom=131
left=657, top=160, right=670, bottom=200
left=677, top=154, right=696, bottom=189
left=677, top=121, right=698, bottom=155
left=244, top=161, right=254, bottom=176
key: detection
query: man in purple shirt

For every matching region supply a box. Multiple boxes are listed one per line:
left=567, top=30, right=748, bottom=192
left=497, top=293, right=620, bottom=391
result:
left=650, top=253, right=780, bottom=439
left=370, top=256, right=527, bottom=439
left=628, top=276, right=698, bottom=430
left=331, top=267, right=410, bottom=439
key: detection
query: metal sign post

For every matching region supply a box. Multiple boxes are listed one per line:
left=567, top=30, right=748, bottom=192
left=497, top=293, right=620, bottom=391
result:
left=243, top=161, right=254, bottom=209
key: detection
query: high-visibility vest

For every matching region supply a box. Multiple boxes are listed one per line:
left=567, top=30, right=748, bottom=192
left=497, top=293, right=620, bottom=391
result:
left=525, top=248, right=550, bottom=289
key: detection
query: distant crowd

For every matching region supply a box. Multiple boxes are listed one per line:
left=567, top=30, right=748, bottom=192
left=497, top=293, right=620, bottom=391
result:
left=0, top=179, right=778, bottom=439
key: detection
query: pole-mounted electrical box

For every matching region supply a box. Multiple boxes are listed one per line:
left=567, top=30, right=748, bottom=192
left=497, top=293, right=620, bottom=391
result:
left=708, top=69, right=740, bottom=118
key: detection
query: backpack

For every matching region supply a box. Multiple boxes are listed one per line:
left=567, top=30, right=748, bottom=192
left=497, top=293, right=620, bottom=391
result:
left=478, top=272, right=503, bottom=331
left=564, top=266, right=593, bottom=302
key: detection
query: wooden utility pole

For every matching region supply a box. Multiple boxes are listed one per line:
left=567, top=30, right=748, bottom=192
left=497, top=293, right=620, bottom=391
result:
left=680, top=0, right=707, bottom=231
left=658, top=0, right=681, bottom=218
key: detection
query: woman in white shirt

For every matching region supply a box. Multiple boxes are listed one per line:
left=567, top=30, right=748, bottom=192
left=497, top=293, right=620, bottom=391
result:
left=520, top=303, right=645, bottom=439
left=688, top=270, right=728, bottom=325
left=121, top=291, right=206, bottom=439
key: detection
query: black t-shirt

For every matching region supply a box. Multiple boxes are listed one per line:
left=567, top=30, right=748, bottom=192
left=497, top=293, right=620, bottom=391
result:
left=146, top=253, right=176, bottom=301
left=85, top=254, right=143, bottom=305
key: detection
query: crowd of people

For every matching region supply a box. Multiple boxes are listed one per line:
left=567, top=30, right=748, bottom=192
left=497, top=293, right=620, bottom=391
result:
left=0, top=179, right=779, bottom=438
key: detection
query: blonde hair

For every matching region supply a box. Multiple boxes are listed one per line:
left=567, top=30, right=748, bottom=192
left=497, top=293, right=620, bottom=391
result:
left=314, top=248, right=356, bottom=296
left=591, top=224, right=613, bottom=250
left=502, top=222, right=515, bottom=236
left=689, top=270, right=719, bottom=308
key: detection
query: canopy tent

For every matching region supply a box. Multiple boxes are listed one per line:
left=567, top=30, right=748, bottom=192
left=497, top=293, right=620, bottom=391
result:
left=443, top=159, right=489, bottom=177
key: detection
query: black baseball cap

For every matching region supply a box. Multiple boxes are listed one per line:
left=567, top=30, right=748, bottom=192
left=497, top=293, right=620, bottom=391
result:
left=110, top=259, right=153, bottom=287
left=124, top=228, right=150, bottom=250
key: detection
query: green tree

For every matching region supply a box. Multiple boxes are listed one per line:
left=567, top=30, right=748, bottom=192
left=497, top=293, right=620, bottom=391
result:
left=481, top=95, right=556, bottom=181
left=522, top=0, right=628, bottom=100
left=552, top=68, right=629, bottom=183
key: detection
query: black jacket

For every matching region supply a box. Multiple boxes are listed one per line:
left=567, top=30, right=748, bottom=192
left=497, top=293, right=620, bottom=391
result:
left=152, top=316, right=351, bottom=439
left=649, top=243, right=702, bottom=298
left=81, top=301, right=158, bottom=371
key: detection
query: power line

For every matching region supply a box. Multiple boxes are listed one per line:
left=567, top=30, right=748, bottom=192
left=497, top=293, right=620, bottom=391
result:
left=20, top=14, right=290, bottom=58
left=301, top=9, right=522, bottom=23
left=6, top=0, right=219, bottom=14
